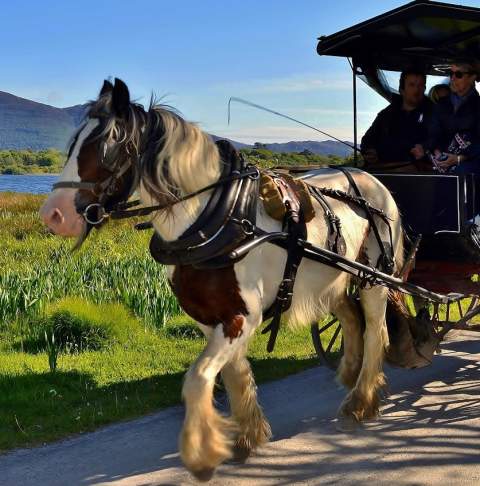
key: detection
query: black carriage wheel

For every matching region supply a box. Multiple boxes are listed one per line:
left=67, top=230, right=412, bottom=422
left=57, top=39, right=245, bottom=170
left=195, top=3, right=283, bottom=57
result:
left=311, top=316, right=344, bottom=369
left=431, top=295, right=480, bottom=338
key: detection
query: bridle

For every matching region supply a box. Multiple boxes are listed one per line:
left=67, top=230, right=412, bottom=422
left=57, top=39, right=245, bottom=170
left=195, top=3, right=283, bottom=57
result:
left=52, top=131, right=260, bottom=227
left=52, top=134, right=138, bottom=225
left=52, top=160, right=134, bottom=225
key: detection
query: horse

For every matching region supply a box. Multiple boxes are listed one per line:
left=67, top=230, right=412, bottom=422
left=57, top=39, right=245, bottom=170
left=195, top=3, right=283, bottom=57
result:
left=40, top=78, right=404, bottom=480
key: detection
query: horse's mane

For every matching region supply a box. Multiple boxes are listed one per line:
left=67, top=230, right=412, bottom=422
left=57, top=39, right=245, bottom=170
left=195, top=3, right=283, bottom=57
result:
left=69, top=93, right=221, bottom=209
left=140, top=102, right=221, bottom=204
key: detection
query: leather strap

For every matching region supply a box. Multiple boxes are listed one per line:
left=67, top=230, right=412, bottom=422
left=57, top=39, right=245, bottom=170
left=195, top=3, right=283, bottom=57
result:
left=308, top=185, right=346, bottom=256
left=335, top=167, right=395, bottom=274
left=262, top=201, right=307, bottom=352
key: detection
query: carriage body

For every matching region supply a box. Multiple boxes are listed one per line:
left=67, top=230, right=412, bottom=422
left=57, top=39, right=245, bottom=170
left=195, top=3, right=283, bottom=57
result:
left=310, top=0, right=480, bottom=366
left=372, top=171, right=480, bottom=295
left=316, top=0, right=480, bottom=296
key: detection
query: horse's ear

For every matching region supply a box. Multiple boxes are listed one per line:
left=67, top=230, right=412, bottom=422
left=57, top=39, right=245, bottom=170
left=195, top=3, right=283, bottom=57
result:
left=99, top=79, right=114, bottom=96
left=112, top=78, right=130, bottom=117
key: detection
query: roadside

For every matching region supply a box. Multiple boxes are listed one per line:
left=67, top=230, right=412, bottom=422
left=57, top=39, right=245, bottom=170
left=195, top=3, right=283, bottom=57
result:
left=1, top=331, right=479, bottom=486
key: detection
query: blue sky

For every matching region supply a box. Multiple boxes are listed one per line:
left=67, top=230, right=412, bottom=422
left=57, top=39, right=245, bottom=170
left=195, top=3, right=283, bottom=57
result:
left=2, top=0, right=480, bottom=143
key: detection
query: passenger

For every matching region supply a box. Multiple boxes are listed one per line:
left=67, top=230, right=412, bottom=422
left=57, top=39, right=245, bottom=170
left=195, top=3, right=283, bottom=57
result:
left=361, top=70, right=431, bottom=169
left=424, top=62, right=480, bottom=174
left=428, top=83, right=450, bottom=103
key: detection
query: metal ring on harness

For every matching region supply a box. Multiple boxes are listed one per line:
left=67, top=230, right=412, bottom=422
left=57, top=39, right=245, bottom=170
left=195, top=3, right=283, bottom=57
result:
left=83, top=203, right=108, bottom=225
left=247, top=166, right=261, bottom=180
left=241, top=219, right=255, bottom=235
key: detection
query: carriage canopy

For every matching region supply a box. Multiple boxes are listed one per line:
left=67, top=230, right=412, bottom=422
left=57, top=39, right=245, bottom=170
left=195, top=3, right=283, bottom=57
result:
left=317, top=0, right=480, bottom=99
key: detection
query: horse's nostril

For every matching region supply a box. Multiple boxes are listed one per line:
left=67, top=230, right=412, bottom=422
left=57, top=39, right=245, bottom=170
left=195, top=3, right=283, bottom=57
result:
left=51, top=208, right=65, bottom=226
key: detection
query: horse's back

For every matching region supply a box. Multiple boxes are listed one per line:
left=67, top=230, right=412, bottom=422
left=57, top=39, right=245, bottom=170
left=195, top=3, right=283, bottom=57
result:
left=295, top=167, right=400, bottom=221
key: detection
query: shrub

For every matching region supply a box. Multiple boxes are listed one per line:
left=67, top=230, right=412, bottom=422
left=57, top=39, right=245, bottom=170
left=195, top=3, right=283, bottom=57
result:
left=21, top=297, right=143, bottom=353
left=163, top=315, right=204, bottom=340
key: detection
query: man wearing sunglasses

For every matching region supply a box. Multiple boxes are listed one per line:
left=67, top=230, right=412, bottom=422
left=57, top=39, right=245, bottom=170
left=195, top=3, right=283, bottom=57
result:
left=425, top=62, right=480, bottom=173
left=361, top=70, right=431, bottom=171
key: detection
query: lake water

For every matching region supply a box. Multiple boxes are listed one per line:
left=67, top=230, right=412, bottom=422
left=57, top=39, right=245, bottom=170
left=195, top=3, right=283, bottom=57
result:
left=0, top=175, right=58, bottom=194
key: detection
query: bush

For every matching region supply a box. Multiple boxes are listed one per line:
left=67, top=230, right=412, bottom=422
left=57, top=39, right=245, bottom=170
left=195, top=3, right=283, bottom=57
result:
left=163, top=315, right=204, bottom=339
left=20, top=297, right=143, bottom=353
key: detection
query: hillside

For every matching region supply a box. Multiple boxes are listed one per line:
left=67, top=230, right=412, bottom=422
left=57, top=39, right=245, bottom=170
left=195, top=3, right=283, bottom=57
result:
left=0, top=90, right=353, bottom=157
left=0, top=92, right=82, bottom=150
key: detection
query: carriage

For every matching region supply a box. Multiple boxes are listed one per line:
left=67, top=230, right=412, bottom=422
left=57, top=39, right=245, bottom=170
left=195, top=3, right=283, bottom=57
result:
left=309, top=0, right=480, bottom=367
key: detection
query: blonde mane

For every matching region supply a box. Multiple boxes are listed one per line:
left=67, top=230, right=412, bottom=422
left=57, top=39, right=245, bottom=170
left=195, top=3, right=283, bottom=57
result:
left=141, top=106, right=221, bottom=207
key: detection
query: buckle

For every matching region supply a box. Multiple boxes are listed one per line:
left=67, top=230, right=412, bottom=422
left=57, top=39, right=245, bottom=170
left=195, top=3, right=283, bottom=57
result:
left=247, top=166, right=260, bottom=180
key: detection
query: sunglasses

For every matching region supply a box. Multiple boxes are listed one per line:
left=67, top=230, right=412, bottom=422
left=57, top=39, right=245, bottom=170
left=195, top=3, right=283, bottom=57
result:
left=447, top=70, right=475, bottom=79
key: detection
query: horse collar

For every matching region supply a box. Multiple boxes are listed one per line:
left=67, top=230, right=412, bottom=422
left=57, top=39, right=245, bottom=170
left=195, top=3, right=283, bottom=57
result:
left=149, top=140, right=260, bottom=268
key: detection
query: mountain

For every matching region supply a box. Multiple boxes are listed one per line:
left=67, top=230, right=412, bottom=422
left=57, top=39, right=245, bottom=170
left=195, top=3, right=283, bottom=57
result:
left=0, top=91, right=87, bottom=150
left=261, top=140, right=353, bottom=157
left=0, top=91, right=352, bottom=157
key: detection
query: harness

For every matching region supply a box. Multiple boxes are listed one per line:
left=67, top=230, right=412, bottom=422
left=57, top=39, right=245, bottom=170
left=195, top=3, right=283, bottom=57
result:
left=53, top=157, right=134, bottom=226
left=148, top=140, right=260, bottom=268
left=57, top=141, right=457, bottom=352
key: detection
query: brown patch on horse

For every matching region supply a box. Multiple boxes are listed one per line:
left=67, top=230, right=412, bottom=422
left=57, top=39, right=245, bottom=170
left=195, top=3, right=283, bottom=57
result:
left=77, top=141, right=110, bottom=181
left=171, top=265, right=248, bottom=340
left=75, top=141, right=112, bottom=207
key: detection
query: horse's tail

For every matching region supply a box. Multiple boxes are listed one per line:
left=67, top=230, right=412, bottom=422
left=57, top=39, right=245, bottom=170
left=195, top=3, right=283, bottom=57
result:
left=385, top=288, right=438, bottom=369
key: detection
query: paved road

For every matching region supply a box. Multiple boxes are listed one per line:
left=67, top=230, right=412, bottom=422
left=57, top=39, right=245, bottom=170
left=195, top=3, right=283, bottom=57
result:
left=1, top=331, right=479, bottom=486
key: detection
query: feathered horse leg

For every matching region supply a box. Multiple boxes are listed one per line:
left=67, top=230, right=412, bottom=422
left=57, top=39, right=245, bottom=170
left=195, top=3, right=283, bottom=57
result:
left=180, top=322, right=243, bottom=480
left=338, top=285, right=389, bottom=426
left=180, top=309, right=266, bottom=481
left=334, top=293, right=364, bottom=390
left=221, top=345, right=272, bottom=462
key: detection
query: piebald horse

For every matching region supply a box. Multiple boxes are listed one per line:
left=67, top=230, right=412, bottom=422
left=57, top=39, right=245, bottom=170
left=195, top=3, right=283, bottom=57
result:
left=40, top=79, right=403, bottom=480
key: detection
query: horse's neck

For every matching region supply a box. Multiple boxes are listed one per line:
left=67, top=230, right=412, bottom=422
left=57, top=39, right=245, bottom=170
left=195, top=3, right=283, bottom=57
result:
left=139, top=186, right=214, bottom=241
left=137, top=110, right=223, bottom=241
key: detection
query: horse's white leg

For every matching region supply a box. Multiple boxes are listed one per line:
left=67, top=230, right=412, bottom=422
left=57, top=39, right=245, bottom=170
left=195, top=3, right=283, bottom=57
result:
left=221, top=345, right=272, bottom=461
left=338, top=285, right=389, bottom=422
left=180, top=317, right=251, bottom=480
left=334, top=293, right=364, bottom=390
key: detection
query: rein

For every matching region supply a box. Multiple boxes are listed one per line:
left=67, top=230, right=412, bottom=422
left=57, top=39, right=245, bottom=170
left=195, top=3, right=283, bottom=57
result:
left=53, top=159, right=259, bottom=226
left=110, top=166, right=260, bottom=220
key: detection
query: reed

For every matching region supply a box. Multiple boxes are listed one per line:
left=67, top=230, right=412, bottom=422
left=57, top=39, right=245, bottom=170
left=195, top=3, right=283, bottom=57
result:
left=0, top=193, right=180, bottom=329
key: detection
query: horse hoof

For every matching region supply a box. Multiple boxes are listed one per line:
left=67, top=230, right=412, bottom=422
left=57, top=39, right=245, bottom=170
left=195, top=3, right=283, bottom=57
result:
left=191, top=467, right=215, bottom=482
left=335, top=415, right=360, bottom=433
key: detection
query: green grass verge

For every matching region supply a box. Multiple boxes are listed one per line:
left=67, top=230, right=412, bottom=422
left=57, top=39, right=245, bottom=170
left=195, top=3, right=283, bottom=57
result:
left=0, top=311, right=319, bottom=452
left=0, top=193, right=324, bottom=452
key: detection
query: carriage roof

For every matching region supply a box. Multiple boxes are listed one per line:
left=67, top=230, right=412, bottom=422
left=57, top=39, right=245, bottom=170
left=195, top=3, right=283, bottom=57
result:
left=317, top=0, right=480, bottom=100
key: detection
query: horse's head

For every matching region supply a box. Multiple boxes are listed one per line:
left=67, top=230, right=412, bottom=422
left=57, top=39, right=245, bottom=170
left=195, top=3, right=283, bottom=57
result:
left=40, top=78, right=146, bottom=241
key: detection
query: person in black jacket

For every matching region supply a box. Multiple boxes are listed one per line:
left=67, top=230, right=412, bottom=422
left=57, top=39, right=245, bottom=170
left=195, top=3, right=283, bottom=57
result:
left=361, top=70, right=431, bottom=168
left=425, top=62, right=480, bottom=174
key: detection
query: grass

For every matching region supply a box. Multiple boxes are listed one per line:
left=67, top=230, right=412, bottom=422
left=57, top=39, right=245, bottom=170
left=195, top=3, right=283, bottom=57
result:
left=0, top=311, right=320, bottom=452
left=0, top=193, right=180, bottom=328
left=0, top=193, right=326, bottom=452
